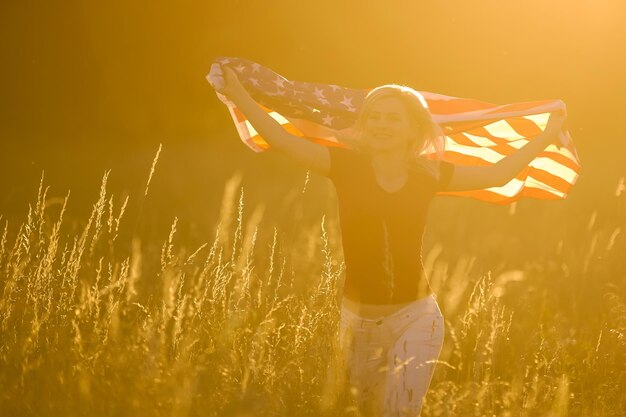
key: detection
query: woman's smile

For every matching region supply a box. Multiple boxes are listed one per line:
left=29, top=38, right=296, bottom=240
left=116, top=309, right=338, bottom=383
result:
left=372, top=133, right=393, bottom=141
left=362, top=97, right=415, bottom=153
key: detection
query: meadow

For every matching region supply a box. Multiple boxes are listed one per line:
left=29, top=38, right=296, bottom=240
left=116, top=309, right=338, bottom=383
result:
left=0, top=149, right=624, bottom=417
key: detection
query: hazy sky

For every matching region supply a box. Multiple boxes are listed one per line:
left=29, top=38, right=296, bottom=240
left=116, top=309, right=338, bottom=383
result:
left=1, top=0, right=624, bottom=224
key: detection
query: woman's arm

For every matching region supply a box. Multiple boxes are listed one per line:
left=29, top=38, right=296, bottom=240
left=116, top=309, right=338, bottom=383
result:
left=210, top=64, right=330, bottom=176
left=443, top=111, right=568, bottom=192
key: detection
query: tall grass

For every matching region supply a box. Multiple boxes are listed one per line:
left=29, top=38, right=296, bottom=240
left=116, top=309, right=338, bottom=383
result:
left=0, top=156, right=624, bottom=416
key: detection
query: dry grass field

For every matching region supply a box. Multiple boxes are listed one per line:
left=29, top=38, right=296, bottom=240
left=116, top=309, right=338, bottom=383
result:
left=2, top=2, right=626, bottom=416
left=0, top=151, right=624, bottom=417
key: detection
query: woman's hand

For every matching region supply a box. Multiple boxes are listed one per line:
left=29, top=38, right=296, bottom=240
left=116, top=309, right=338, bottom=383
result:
left=542, top=109, right=570, bottom=148
left=207, top=63, right=247, bottom=100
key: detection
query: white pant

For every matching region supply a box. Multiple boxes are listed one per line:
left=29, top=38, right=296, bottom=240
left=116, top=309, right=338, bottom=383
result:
left=339, top=294, right=445, bottom=416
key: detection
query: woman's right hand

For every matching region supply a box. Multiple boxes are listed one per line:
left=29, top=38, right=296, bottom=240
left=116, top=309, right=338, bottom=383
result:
left=207, top=63, right=246, bottom=100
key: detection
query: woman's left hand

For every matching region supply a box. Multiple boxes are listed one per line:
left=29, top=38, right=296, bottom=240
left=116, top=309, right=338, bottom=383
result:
left=542, top=109, right=570, bottom=148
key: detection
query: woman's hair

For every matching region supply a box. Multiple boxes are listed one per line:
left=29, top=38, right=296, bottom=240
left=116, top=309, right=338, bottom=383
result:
left=340, top=84, right=447, bottom=177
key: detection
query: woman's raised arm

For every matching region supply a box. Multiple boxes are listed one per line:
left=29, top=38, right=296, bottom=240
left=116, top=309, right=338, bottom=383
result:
left=209, top=64, right=330, bottom=176
left=442, top=111, right=568, bottom=192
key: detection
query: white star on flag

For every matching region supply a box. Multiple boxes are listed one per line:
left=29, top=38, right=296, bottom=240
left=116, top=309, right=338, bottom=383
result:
left=340, top=96, right=356, bottom=112
left=273, top=77, right=286, bottom=88
left=322, top=114, right=335, bottom=126
left=267, top=89, right=285, bottom=96
left=313, top=87, right=326, bottom=99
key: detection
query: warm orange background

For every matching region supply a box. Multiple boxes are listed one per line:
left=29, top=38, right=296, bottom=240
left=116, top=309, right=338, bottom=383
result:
left=1, top=1, right=624, bottom=236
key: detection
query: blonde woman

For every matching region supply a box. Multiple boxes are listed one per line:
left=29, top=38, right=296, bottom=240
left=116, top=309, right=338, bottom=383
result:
left=209, top=64, right=566, bottom=416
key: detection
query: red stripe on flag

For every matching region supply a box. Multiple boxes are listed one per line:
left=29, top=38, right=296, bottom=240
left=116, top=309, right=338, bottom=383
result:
left=426, top=98, right=496, bottom=115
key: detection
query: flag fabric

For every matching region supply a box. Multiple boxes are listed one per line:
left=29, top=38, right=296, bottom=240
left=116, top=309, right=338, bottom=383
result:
left=208, top=57, right=580, bottom=205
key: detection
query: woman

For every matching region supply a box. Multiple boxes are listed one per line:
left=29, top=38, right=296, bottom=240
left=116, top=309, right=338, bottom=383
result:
left=209, top=64, right=566, bottom=416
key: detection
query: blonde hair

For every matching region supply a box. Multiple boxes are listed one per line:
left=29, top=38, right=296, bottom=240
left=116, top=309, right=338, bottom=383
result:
left=339, top=84, right=447, bottom=178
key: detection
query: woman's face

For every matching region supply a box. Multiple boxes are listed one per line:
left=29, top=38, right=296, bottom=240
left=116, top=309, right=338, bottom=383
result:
left=362, top=96, right=417, bottom=155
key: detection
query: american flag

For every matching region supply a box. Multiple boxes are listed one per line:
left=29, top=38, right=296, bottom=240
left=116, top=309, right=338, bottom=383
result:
left=208, top=57, right=580, bottom=204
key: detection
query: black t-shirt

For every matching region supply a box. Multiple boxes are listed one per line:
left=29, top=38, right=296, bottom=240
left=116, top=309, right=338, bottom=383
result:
left=326, top=146, right=454, bottom=304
